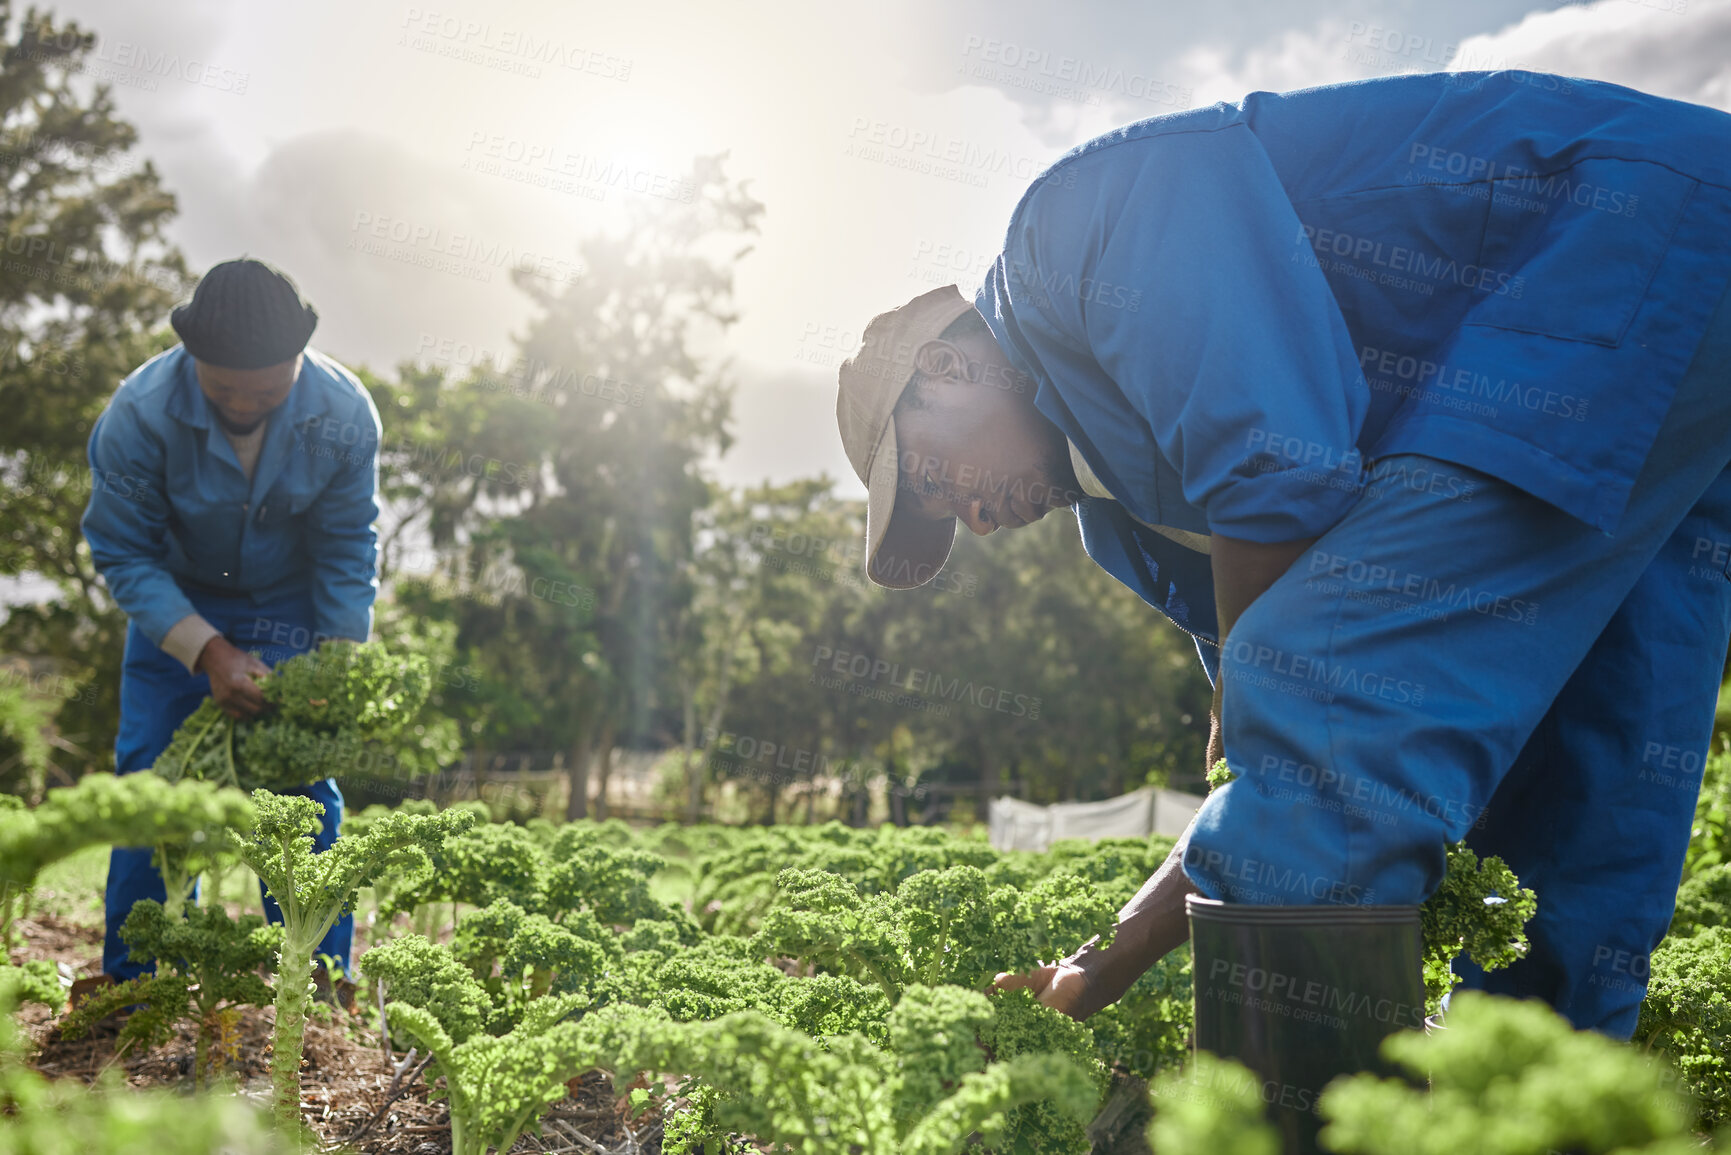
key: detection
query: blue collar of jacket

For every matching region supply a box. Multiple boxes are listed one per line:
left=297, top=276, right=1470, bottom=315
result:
left=1035, top=377, right=1221, bottom=644
left=161, top=346, right=343, bottom=502
left=161, top=346, right=337, bottom=433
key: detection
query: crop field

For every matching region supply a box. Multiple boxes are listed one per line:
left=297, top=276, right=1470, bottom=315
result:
left=3, top=646, right=1729, bottom=1155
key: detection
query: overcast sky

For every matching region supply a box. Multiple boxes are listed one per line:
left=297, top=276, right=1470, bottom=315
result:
left=34, top=0, right=1731, bottom=498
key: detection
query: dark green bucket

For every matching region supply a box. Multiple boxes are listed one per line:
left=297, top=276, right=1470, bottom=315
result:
left=1187, top=896, right=1426, bottom=1155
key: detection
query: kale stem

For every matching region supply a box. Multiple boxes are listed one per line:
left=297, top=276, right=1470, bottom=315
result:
left=272, top=930, right=315, bottom=1125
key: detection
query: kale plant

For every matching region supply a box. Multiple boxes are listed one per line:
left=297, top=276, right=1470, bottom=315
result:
left=234, top=792, right=476, bottom=1123
left=1635, top=924, right=1731, bottom=1129
left=1320, top=992, right=1696, bottom=1155
left=0, top=774, right=252, bottom=945
left=62, top=900, right=279, bottom=1087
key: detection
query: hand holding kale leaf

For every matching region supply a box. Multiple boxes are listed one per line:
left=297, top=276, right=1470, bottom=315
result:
left=153, top=640, right=440, bottom=793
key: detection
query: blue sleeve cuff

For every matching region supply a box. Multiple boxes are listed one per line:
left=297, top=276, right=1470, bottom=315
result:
left=1204, top=464, right=1365, bottom=542
left=314, top=609, right=373, bottom=643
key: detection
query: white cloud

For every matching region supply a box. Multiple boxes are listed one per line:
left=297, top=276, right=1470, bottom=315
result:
left=1446, top=0, right=1731, bottom=110
left=27, top=0, right=1730, bottom=498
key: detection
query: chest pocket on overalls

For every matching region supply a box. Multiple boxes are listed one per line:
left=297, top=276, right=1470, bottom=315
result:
left=1466, top=158, right=1696, bottom=348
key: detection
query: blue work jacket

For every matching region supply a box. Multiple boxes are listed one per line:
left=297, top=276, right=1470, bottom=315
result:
left=81, top=345, right=382, bottom=646
left=977, top=70, right=1731, bottom=650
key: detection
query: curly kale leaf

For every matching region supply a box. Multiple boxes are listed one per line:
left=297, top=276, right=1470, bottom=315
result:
left=617, top=1002, right=1096, bottom=1155
left=153, top=641, right=439, bottom=793
left=977, top=989, right=1107, bottom=1155
left=360, top=933, right=494, bottom=1046
left=151, top=700, right=236, bottom=786
left=1684, top=748, right=1731, bottom=877
left=770, top=972, right=892, bottom=1046
left=866, top=825, right=1001, bottom=892
left=2, top=775, right=253, bottom=943
left=1320, top=991, right=1694, bottom=1155
left=1671, top=863, right=1731, bottom=938
left=401, top=820, right=551, bottom=918
left=1085, top=945, right=1193, bottom=1080
left=752, top=868, right=907, bottom=1001
left=1206, top=758, right=1235, bottom=792
left=992, top=869, right=1120, bottom=979
left=446, top=899, right=618, bottom=1028
left=543, top=831, right=667, bottom=926
left=896, top=866, right=999, bottom=989
left=902, top=1053, right=1098, bottom=1155
left=648, top=935, right=797, bottom=1023
left=384, top=995, right=627, bottom=1155
left=756, top=862, right=1119, bottom=1002
left=1634, top=924, right=1731, bottom=1129
left=1148, top=1052, right=1281, bottom=1155
left=0, top=960, right=63, bottom=1014
left=886, top=984, right=996, bottom=1128
left=1418, top=843, right=1536, bottom=1012
left=236, top=793, right=477, bottom=1123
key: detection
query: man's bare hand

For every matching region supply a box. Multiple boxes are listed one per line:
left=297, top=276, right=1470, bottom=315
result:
left=197, top=636, right=270, bottom=719
left=992, top=963, right=1096, bottom=1021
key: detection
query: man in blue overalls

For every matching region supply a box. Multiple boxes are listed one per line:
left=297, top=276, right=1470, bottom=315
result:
left=79, top=258, right=381, bottom=1000
left=836, top=69, right=1731, bottom=1126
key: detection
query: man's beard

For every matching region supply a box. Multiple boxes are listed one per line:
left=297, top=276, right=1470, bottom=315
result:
left=217, top=413, right=268, bottom=436
left=1032, top=442, right=1084, bottom=510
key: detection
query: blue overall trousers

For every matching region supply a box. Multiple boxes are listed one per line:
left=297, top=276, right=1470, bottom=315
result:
left=103, top=587, right=351, bottom=979
left=1185, top=278, right=1731, bottom=1038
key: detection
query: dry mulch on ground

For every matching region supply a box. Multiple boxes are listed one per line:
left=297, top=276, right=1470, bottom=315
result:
left=10, top=912, right=663, bottom=1154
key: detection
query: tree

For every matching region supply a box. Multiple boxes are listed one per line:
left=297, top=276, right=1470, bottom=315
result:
left=370, top=156, right=762, bottom=818
left=672, top=479, right=841, bottom=824
left=0, top=4, right=192, bottom=779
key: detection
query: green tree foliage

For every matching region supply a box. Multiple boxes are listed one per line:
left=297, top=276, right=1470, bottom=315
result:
left=0, top=673, right=55, bottom=802
left=232, top=791, right=476, bottom=1123
left=0, top=773, right=251, bottom=945
left=671, top=480, right=843, bottom=824
left=0, top=6, right=193, bottom=779
left=61, top=901, right=279, bottom=1087
left=370, top=157, right=762, bottom=823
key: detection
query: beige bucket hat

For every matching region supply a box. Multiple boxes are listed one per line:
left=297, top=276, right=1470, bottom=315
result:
left=835, top=284, right=977, bottom=588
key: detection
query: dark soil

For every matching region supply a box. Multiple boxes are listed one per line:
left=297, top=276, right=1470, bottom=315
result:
left=10, top=911, right=663, bottom=1154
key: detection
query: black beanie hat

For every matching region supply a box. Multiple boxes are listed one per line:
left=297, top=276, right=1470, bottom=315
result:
left=170, top=257, right=319, bottom=369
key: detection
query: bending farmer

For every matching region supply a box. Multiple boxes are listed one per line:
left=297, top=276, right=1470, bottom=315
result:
left=833, top=67, right=1731, bottom=1128
left=79, top=257, right=381, bottom=1000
